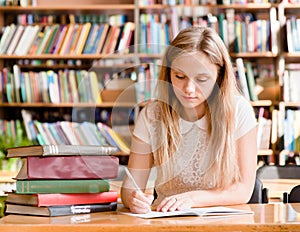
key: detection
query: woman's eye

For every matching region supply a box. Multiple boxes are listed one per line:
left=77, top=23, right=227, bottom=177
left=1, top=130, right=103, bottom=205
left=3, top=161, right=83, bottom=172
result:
left=175, top=75, right=185, bottom=79
left=196, top=78, right=208, bottom=83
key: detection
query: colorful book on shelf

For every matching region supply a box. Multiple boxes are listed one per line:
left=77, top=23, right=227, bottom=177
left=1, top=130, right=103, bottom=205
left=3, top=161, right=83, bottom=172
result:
left=6, top=25, right=25, bottom=55
left=74, top=22, right=92, bottom=55
left=95, top=24, right=110, bottom=54
left=82, top=23, right=100, bottom=54
left=7, top=144, right=118, bottom=158
left=5, top=202, right=117, bottom=217
left=97, top=122, right=130, bottom=154
left=235, top=58, right=250, bottom=101
left=52, top=24, right=69, bottom=54
left=59, top=24, right=76, bottom=55
left=28, top=25, right=44, bottom=55
left=101, top=25, right=114, bottom=54
left=117, top=22, right=135, bottom=53
left=14, top=25, right=40, bottom=56
left=77, top=122, right=106, bottom=146
left=106, top=25, right=121, bottom=54
left=15, top=179, right=110, bottom=194
left=68, top=24, right=83, bottom=54
left=0, top=24, right=16, bottom=54
left=15, top=155, right=119, bottom=180
left=245, top=61, right=258, bottom=101
left=35, top=25, right=54, bottom=55
left=5, top=191, right=118, bottom=206
left=89, top=24, right=105, bottom=54
left=59, top=121, right=83, bottom=145
left=43, top=24, right=60, bottom=54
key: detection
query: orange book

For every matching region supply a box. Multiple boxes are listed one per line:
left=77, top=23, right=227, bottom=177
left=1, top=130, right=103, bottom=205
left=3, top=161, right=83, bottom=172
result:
left=101, top=25, right=114, bottom=54
left=74, top=22, right=92, bottom=55
left=69, top=24, right=83, bottom=54
left=59, top=24, right=75, bottom=55
left=52, top=25, right=69, bottom=54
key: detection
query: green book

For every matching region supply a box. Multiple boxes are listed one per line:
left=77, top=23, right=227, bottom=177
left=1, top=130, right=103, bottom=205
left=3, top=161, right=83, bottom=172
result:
left=16, top=179, right=110, bottom=194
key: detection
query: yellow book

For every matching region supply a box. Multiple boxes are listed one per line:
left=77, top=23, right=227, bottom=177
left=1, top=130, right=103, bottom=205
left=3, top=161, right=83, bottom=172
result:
left=75, top=22, right=92, bottom=55
left=89, top=71, right=102, bottom=103
left=105, top=125, right=130, bottom=154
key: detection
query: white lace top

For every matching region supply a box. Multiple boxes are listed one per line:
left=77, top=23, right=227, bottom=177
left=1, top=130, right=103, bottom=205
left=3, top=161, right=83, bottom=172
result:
left=133, top=95, right=257, bottom=205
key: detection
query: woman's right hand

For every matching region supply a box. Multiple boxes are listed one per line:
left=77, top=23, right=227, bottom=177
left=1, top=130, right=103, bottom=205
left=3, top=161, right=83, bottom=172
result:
left=128, top=190, right=154, bottom=214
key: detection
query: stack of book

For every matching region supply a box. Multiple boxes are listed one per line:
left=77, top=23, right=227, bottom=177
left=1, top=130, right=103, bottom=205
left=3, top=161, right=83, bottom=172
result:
left=4, top=144, right=119, bottom=217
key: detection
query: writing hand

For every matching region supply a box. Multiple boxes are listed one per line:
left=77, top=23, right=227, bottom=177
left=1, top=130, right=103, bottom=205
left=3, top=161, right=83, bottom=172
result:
left=156, top=193, right=193, bottom=212
left=129, top=190, right=154, bottom=214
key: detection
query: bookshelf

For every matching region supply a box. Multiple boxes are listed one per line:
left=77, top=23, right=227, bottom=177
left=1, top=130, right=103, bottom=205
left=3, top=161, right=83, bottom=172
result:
left=0, top=0, right=298, bottom=171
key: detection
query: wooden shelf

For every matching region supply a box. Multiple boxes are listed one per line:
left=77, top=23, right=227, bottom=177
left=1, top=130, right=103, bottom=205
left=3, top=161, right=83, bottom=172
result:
left=251, top=100, right=273, bottom=107
left=281, top=102, right=300, bottom=108
left=0, top=5, right=135, bottom=11
left=230, top=52, right=278, bottom=58
left=0, top=54, right=137, bottom=60
left=0, top=102, right=138, bottom=108
left=139, top=3, right=274, bottom=10
left=258, top=149, right=273, bottom=156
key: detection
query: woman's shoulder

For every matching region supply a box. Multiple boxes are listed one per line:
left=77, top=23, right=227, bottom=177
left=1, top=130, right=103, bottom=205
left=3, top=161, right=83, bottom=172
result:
left=234, top=95, right=253, bottom=110
left=140, top=100, right=163, bottom=120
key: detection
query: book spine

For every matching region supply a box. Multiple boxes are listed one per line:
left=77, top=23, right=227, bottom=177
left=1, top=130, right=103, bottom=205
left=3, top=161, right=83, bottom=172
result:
left=21, top=155, right=119, bottom=179
left=48, top=202, right=117, bottom=216
left=37, top=191, right=118, bottom=206
left=16, top=179, right=110, bottom=194
left=42, top=144, right=117, bottom=156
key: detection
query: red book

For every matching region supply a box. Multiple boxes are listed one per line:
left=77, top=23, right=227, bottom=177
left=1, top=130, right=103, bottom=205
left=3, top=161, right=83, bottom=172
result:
left=15, top=155, right=119, bottom=180
left=6, top=191, right=118, bottom=207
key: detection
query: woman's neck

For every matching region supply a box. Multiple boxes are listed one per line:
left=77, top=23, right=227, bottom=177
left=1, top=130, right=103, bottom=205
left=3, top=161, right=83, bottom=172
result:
left=181, top=103, right=206, bottom=121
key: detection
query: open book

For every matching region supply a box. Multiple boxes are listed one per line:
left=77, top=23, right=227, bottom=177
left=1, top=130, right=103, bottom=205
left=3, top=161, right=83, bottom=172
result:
left=121, top=206, right=253, bottom=219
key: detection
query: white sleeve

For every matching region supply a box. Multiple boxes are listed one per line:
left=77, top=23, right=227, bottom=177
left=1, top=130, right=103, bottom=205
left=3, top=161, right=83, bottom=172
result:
left=133, top=107, right=151, bottom=144
left=235, top=96, right=257, bottom=140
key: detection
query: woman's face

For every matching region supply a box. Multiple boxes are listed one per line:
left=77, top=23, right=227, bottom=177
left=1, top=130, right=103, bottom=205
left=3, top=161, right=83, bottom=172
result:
left=170, top=52, right=219, bottom=111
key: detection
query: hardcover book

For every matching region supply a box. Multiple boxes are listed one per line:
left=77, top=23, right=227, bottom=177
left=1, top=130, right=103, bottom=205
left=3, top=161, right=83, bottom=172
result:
left=5, top=202, right=117, bottom=217
left=16, top=179, right=110, bottom=194
left=6, top=191, right=118, bottom=206
left=7, top=144, right=118, bottom=158
left=15, top=155, right=119, bottom=180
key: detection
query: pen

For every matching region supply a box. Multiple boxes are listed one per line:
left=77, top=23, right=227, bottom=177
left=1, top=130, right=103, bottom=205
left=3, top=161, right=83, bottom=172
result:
left=125, top=167, right=142, bottom=192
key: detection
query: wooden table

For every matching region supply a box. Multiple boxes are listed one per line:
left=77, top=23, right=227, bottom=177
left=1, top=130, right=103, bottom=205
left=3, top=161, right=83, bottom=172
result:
left=1, top=203, right=300, bottom=232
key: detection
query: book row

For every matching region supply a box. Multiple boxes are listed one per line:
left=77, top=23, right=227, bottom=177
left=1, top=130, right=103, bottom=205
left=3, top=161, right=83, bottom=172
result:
left=0, top=64, right=161, bottom=104
left=282, top=109, right=300, bottom=153
left=15, top=13, right=127, bottom=26
left=0, top=10, right=279, bottom=56
left=285, top=16, right=300, bottom=53
left=0, top=113, right=130, bottom=155
left=21, top=110, right=130, bottom=153
left=282, top=67, right=300, bottom=103
left=0, top=21, right=135, bottom=56
left=234, top=57, right=278, bottom=102
left=169, top=9, right=279, bottom=54
left=0, top=66, right=104, bottom=104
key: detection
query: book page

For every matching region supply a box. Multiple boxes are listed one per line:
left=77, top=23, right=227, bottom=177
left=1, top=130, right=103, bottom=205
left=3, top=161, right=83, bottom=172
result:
left=120, top=206, right=253, bottom=219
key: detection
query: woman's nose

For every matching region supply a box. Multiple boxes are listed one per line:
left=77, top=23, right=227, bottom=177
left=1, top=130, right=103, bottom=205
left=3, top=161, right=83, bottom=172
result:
left=184, top=79, right=196, bottom=93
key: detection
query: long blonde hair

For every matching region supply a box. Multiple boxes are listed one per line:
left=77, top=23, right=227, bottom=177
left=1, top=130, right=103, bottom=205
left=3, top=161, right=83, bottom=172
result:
left=152, top=26, right=241, bottom=189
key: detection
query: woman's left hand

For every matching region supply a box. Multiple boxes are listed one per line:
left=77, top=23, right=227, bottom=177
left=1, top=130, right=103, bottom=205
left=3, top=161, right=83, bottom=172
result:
left=156, top=193, right=194, bottom=212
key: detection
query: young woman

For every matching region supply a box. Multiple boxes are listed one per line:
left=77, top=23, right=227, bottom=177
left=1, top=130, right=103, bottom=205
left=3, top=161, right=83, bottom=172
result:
left=121, top=26, right=257, bottom=214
